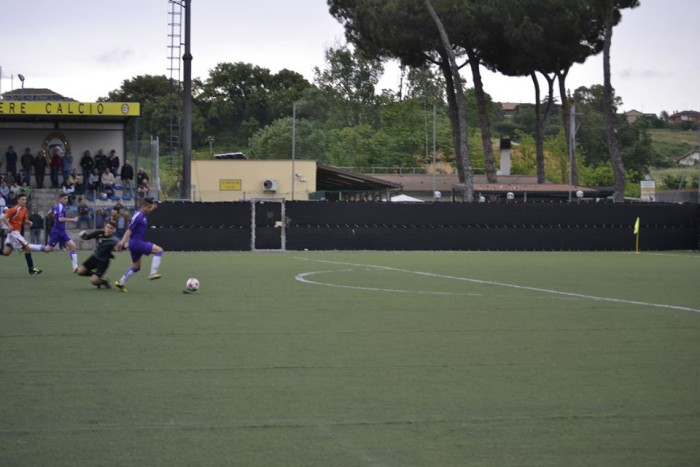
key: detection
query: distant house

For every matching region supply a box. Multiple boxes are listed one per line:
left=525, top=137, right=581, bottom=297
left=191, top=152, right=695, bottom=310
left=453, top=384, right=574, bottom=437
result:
left=1, top=88, right=76, bottom=101
left=623, top=109, right=655, bottom=124
left=500, top=102, right=523, bottom=118
left=668, top=110, right=700, bottom=125
left=677, top=149, right=700, bottom=166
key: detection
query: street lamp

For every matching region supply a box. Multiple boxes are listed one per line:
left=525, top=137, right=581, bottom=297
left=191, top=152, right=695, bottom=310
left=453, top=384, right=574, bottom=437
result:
left=206, top=136, right=215, bottom=155
left=17, top=74, right=25, bottom=101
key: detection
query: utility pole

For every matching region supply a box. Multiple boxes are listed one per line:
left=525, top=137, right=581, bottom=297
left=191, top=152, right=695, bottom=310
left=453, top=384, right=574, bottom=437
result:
left=181, top=0, right=192, bottom=200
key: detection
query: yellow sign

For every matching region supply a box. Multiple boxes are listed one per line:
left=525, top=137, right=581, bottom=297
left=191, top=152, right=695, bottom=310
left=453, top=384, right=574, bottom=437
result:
left=219, top=179, right=242, bottom=191
left=0, top=101, right=140, bottom=117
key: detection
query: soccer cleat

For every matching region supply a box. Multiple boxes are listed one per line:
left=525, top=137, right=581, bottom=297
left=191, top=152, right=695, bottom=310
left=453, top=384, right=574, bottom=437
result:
left=101, top=279, right=112, bottom=289
left=114, top=281, right=127, bottom=292
left=148, top=274, right=161, bottom=281
left=73, top=267, right=79, bottom=273
left=29, top=268, right=43, bottom=275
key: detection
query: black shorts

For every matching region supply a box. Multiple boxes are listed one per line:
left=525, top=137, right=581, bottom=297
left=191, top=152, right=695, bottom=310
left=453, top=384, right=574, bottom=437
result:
left=82, top=256, right=110, bottom=277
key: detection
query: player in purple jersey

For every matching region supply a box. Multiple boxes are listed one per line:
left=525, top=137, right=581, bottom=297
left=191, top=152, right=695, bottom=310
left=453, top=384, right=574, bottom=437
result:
left=40, top=193, right=80, bottom=271
left=114, top=198, right=163, bottom=292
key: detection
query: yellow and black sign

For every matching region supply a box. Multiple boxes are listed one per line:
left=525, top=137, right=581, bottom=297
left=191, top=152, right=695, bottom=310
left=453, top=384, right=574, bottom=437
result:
left=0, top=101, right=140, bottom=117
left=219, top=179, right=242, bottom=191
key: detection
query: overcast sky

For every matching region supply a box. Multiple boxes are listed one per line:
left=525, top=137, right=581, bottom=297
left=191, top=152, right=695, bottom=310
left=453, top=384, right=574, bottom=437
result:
left=1, top=0, right=697, bottom=116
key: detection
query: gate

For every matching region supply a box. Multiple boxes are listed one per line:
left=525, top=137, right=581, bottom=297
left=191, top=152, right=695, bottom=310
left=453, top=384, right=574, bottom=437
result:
left=251, top=199, right=286, bottom=251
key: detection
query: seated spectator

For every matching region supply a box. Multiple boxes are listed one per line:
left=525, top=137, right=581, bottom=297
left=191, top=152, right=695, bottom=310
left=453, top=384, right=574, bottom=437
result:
left=88, top=168, right=101, bottom=193
left=137, top=180, right=150, bottom=200
left=61, top=178, right=76, bottom=205
left=76, top=197, right=93, bottom=229
left=101, top=170, right=115, bottom=194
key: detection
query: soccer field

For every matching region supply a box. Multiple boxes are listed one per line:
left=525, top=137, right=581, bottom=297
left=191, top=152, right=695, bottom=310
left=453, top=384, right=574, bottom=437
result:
left=2, top=250, right=699, bottom=466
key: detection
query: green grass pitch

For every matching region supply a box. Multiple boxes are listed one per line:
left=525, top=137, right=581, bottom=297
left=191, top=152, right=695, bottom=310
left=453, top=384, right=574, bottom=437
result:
left=1, top=250, right=699, bottom=466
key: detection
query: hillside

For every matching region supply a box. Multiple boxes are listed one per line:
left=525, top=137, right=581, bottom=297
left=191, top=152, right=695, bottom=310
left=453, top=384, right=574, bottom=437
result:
left=649, top=128, right=699, bottom=163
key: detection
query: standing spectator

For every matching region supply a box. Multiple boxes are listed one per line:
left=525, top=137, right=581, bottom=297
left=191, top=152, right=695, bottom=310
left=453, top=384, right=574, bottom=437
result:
left=5, top=145, right=18, bottom=181
left=108, top=149, right=120, bottom=177
left=80, top=150, right=94, bottom=191
left=94, top=149, right=108, bottom=175
left=29, top=207, right=44, bottom=244
left=120, top=159, right=134, bottom=196
left=50, top=147, right=62, bottom=188
left=21, top=148, right=33, bottom=186
left=94, top=208, right=107, bottom=229
left=33, top=150, right=49, bottom=189
left=61, top=150, right=73, bottom=184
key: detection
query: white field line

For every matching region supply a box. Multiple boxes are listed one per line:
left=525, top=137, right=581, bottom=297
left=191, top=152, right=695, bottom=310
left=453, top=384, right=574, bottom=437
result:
left=296, top=270, right=483, bottom=297
left=294, top=257, right=700, bottom=314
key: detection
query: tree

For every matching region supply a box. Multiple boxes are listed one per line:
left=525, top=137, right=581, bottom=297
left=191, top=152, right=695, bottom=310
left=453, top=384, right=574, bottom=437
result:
left=249, top=117, right=327, bottom=161
left=328, top=0, right=477, bottom=199
left=595, top=0, right=640, bottom=201
left=198, top=63, right=312, bottom=147
left=312, top=44, right=383, bottom=129
left=479, top=0, right=605, bottom=184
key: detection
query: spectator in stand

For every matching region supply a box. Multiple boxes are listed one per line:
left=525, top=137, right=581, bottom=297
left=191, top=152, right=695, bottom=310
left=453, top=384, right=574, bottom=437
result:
left=116, top=207, right=131, bottom=239
left=77, top=197, right=93, bottom=229
left=94, top=149, right=108, bottom=176
left=33, top=150, right=49, bottom=188
left=70, top=168, right=84, bottom=195
left=136, top=167, right=150, bottom=199
left=61, top=177, right=76, bottom=205
left=5, top=191, right=17, bottom=208
left=88, top=168, right=101, bottom=193
left=29, top=207, right=44, bottom=244
left=0, top=192, right=6, bottom=245
left=94, top=208, right=107, bottom=229
left=0, top=179, right=9, bottom=198
left=137, top=180, right=150, bottom=200
left=61, top=150, right=73, bottom=184
left=120, top=159, right=134, bottom=196
left=19, top=182, right=31, bottom=201
left=5, top=145, right=18, bottom=181
left=21, top=148, right=33, bottom=186
left=101, top=170, right=115, bottom=195
left=50, top=146, right=62, bottom=188
left=108, top=149, right=120, bottom=177
left=80, top=150, right=94, bottom=191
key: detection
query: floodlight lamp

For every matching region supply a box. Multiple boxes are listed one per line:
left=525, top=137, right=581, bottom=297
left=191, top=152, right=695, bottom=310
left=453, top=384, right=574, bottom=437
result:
left=18, top=74, right=25, bottom=82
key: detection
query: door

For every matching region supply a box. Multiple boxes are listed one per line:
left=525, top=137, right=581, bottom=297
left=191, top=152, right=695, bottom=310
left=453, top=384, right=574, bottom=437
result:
left=251, top=199, right=285, bottom=251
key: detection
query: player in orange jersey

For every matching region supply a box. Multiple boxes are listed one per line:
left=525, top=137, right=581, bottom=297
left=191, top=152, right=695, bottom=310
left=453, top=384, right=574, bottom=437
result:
left=1, top=193, right=44, bottom=274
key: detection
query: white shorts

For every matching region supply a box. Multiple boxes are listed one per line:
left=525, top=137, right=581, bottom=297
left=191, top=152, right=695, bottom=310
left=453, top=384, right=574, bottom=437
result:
left=4, top=231, right=29, bottom=251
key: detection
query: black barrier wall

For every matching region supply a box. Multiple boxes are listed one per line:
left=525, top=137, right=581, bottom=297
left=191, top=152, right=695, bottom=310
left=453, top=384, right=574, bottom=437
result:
left=147, top=201, right=699, bottom=251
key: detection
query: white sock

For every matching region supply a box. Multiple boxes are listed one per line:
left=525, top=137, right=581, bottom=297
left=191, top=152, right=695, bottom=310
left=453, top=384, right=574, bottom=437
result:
left=70, top=251, right=78, bottom=270
left=150, top=253, right=162, bottom=275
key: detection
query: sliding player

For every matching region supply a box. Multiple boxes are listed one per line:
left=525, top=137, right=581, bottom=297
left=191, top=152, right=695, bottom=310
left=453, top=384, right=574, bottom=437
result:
left=114, top=197, right=163, bottom=292
left=75, top=220, right=119, bottom=288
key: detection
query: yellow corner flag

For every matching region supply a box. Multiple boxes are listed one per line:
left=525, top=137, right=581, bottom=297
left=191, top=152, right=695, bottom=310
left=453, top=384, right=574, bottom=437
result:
left=633, top=217, right=640, bottom=235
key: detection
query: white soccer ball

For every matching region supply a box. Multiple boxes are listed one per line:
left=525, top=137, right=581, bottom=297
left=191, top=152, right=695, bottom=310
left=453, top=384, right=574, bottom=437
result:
left=186, top=277, right=200, bottom=292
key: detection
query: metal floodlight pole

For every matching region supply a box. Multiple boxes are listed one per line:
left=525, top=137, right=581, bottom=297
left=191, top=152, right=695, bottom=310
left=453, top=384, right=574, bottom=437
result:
left=568, top=104, right=576, bottom=203
left=432, top=103, right=437, bottom=195
left=181, top=0, right=192, bottom=200
left=291, top=102, right=296, bottom=201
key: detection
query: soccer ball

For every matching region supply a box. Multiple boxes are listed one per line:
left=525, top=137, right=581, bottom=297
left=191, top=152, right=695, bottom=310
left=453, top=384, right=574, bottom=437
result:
left=186, top=277, right=200, bottom=292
